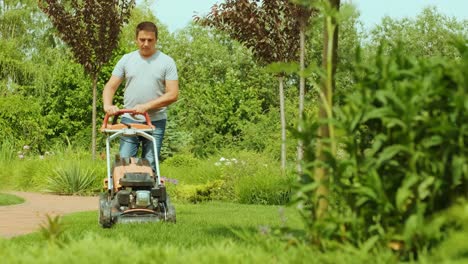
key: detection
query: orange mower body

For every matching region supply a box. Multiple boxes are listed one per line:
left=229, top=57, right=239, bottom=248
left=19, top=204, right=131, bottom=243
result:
left=98, top=110, right=176, bottom=228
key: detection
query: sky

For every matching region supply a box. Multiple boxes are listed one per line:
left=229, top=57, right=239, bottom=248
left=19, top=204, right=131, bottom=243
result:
left=146, top=0, right=468, bottom=33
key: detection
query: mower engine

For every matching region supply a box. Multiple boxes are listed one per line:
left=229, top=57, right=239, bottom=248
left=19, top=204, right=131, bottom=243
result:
left=99, top=156, right=175, bottom=227
left=114, top=172, right=167, bottom=211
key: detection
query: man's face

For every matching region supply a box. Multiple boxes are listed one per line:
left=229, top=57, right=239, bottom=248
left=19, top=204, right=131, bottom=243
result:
left=136, top=30, right=157, bottom=57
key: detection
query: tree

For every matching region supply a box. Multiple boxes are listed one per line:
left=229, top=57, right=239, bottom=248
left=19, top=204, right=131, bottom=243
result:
left=198, top=0, right=312, bottom=172
left=39, top=0, right=135, bottom=159
left=0, top=0, right=40, bottom=90
left=0, top=0, right=54, bottom=149
left=367, top=6, right=467, bottom=59
left=292, top=1, right=316, bottom=174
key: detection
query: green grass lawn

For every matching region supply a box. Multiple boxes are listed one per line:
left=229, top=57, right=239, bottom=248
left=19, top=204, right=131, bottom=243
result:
left=0, top=202, right=399, bottom=264
left=11, top=202, right=304, bottom=246
left=0, top=193, right=24, bottom=206
left=2, top=201, right=467, bottom=263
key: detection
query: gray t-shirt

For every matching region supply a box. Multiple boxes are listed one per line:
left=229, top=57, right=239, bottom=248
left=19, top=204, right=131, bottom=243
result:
left=112, top=50, right=178, bottom=121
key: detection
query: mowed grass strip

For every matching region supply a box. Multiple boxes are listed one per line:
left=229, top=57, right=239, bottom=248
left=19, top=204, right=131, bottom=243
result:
left=0, top=193, right=25, bottom=206
left=10, top=202, right=303, bottom=246
left=2, top=202, right=402, bottom=263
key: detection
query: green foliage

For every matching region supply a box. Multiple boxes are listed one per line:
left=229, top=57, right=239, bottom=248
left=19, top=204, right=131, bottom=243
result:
left=235, top=172, right=294, bottom=205
left=37, top=59, right=93, bottom=147
left=167, top=26, right=277, bottom=157
left=160, top=119, right=193, bottom=159
left=410, top=200, right=468, bottom=263
left=0, top=142, right=106, bottom=192
left=294, top=39, right=468, bottom=254
left=1, top=2, right=466, bottom=161
left=0, top=140, right=16, bottom=162
left=46, top=162, right=100, bottom=195
left=39, top=214, right=68, bottom=246
left=0, top=193, right=24, bottom=206
left=367, top=7, right=467, bottom=58
left=0, top=0, right=97, bottom=151
left=216, top=151, right=295, bottom=205
left=163, top=153, right=200, bottom=168
left=173, top=180, right=224, bottom=203
left=0, top=92, right=49, bottom=151
left=13, top=159, right=43, bottom=190
left=163, top=151, right=294, bottom=205
left=161, top=153, right=222, bottom=185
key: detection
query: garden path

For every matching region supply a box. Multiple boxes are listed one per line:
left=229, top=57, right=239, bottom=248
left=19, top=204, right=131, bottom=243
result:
left=0, top=191, right=97, bottom=238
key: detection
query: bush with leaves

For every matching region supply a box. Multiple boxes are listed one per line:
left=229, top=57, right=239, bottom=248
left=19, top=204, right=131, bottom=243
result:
left=46, top=162, right=100, bottom=195
left=294, top=38, right=468, bottom=255
left=0, top=95, right=49, bottom=151
left=166, top=26, right=277, bottom=157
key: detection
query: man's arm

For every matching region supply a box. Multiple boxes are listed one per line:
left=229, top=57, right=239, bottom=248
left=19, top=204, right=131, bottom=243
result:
left=133, top=80, right=179, bottom=113
left=102, top=75, right=123, bottom=115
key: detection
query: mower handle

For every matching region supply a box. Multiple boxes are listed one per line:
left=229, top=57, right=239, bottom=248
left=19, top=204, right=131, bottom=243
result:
left=101, top=109, right=153, bottom=129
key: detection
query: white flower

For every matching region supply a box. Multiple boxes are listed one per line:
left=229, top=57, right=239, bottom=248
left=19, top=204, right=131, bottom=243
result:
left=18, top=154, right=24, bottom=159
left=219, top=157, right=226, bottom=161
left=23, top=145, right=30, bottom=150
left=39, top=155, right=44, bottom=160
left=214, top=162, right=221, bottom=166
left=296, top=203, right=304, bottom=210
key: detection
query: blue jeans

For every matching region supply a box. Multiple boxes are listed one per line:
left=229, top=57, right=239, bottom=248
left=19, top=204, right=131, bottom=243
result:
left=119, top=117, right=166, bottom=172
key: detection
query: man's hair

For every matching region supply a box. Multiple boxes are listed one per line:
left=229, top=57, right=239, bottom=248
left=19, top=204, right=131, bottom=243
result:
left=136, top=21, right=158, bottom=39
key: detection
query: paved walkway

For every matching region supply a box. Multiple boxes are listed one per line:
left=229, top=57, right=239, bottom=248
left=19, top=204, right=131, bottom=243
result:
left=0, top=191, right=97, bottom=238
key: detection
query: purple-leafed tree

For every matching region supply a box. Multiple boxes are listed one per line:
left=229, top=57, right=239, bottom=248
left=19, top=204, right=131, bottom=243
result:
left=197, top=0, right=313, bottom=172
left=38, top=0, right=135, bottom=159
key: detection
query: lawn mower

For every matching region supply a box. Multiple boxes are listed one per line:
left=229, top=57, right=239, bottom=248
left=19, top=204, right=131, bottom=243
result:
left=98, top=109, right=176, bottom=228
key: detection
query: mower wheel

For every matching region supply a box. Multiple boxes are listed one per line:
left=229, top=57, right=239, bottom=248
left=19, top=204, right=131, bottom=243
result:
left=99, top=192, right=113, bottom=228
left=165, top=195, right=176, bottom=223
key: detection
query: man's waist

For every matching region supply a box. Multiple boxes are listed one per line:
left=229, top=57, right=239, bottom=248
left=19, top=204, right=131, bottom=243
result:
left=122, top=110, right=166, bottom=122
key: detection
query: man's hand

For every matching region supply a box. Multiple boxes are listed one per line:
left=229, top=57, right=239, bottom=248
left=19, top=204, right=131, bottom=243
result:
left=104, top=105, right=119, bottom=115
left=132, top=104, right=149, bottom=114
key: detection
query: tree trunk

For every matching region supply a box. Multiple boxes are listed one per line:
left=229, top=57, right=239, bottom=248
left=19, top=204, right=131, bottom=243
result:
left=297, top=24, right=306, bottom=175
left=315, top=0, right=340, bottom=219
left=92, top=75, right=97, bottom=160
left=279, top=76, right=286, bottom=172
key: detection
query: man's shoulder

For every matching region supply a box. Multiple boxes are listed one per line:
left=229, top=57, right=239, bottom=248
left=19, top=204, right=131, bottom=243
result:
left=156, top=51, right=176, bottom=63
left=123, top=50, right=140, bottom=59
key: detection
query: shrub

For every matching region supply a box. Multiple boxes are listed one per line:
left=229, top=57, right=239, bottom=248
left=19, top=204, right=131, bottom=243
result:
left=172, top=180, right=224, bottom=203
left=46, top=162, right=100, bottom=195
left=165, top=151, right=294, bottom=205
left=163, top=153, right=200, bottom=168
left=161, top=155, right=222, bottom=185
left=294, top=39, right=468, bottom=254
left=235, top=172, right=294, bottom=205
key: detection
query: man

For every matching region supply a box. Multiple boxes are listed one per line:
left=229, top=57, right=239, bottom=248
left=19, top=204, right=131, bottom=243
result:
left=102, top=21, right=179, bottom=172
